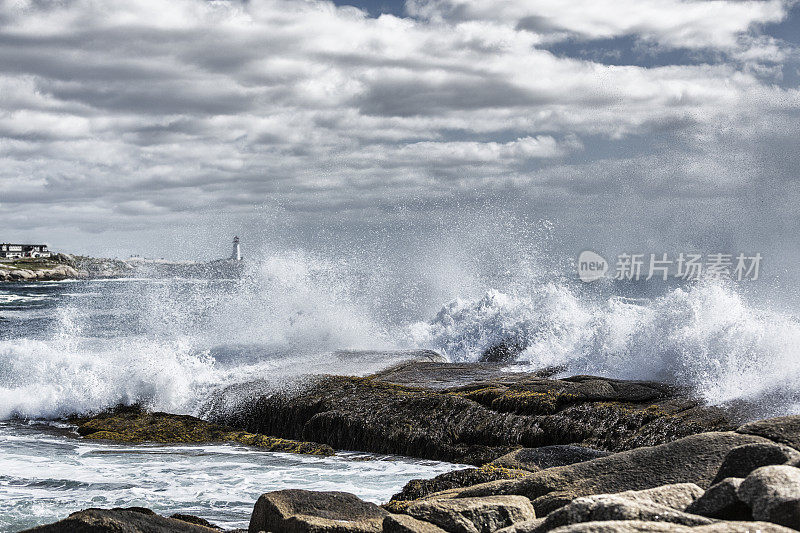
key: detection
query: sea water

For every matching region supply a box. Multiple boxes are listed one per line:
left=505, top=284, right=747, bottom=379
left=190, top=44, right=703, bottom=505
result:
left=2, top=248, right=800, bottom=530
left=0, top=420, right=460, bottom=531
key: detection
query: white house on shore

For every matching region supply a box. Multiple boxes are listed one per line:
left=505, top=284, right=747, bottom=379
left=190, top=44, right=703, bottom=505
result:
left=0, top=243, right=52, bottom=259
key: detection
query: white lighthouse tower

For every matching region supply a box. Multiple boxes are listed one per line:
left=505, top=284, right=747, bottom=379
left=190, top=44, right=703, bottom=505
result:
left=231, top=236, right=241, bottom=261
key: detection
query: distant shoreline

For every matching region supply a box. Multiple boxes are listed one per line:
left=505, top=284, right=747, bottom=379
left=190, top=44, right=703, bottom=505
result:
left=0, top=254, right=244, bottom=282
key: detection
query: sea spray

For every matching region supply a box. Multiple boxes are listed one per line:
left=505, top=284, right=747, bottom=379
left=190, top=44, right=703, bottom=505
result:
left=410, top=280, right=800, bottom=419
left=2, top=238, right=800, bottom=421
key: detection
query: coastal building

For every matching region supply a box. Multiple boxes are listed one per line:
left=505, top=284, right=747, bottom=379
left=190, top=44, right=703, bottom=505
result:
left=0, top=243, right=52, bottom=259
left=231, top=236, right=241, bottom=261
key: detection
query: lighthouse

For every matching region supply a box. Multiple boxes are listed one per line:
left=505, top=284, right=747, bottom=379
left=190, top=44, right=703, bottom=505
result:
left=231, top=236, right=241, bottom=261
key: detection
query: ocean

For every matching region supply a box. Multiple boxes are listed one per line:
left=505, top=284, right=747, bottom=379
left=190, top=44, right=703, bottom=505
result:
left=2, top=251, right=800, bottom=530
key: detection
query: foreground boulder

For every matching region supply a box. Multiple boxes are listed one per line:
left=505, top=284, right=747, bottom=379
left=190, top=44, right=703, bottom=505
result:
left=685, top=478, right=750, bottom=520
left=738, top=465, right=800, bottom=529
left=544, top=520, right=796, bottom=532
left=404, top=495, right=536, bottom=533
left=73, top=406, right=334, bottom=455
left=248, top=489, right=388, bottom=533
left=538, top=494, right=715, bottom=531
left=383, top=514, right=449, bottom=532
left=210, top=363, right=732, bottom=465
left=712, top=443, right=800, bottom=483
left=449, top=431, right=772, bottom=515
left=21, top=507, right=219, bottom=532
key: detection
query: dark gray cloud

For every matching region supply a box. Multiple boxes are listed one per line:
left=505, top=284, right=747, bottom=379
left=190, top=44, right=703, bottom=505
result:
left=0, top=0, right=798, bottom=262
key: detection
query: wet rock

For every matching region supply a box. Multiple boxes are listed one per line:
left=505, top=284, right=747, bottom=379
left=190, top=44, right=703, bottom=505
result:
left=382, top=514, right=449, bottom=532
left=737, top=415, right=800, bottom=450
left=449, top=431, right=772, bottom=515
left=685, top=478, right=750, bottom=521
left=210, top=363, right=733, bottom=465
left=712, top=442, right=800, bottom=483
left=481, top=341, right=527, bottom=363
left=248, top=489, right=388, bottom=533
left=491, top=446, right=611, bottom=472
left=21, top=507, right=218, bottom=532
left=74, top=406, right=333, bottom=456
left=390, top=465, right=529, bottom=502
left=370, top=362, right=561, bottom=391
left=537, top=494, right=714, bottom=531
left=405, top=495, right=536, bottom=533
left=170, top=514, right=221, bottom=529
left=737, top=464, right=800, bottom=529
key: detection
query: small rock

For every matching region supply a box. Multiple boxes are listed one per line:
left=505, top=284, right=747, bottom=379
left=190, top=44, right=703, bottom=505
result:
left=548, top=521, right=692, bottom=532
left=692, top=521, right=798, bottom=532
left=737, top=465, right=800, bottom=529
left=685, top=478, right=750, bottom=520
left=494, top=518, right=546, bottom=532
left=21, top=507, right=218, bottom=532
left=383, top=514, right=448, bottom=532
left=612, top=483, right=704, bottom=511
left=539, top=494, right=714, bottom=531
left=481, top=341, right=527, bottom=363
left=171, top=514, right=221, bottom=529
left=248, top=489, right=388, bottom=533
left=713, top=443, right=800, bottom=483
left=406, top=495, right=536, bottom=533
left=391, top=465, right=529, bottom=502
left=492, top=446, right=611, bottom=472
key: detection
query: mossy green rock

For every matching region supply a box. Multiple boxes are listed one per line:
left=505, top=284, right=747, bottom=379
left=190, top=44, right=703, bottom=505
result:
left=74, top=407, right=334, bottom=456
left=209, top=362, right=733, bottom=465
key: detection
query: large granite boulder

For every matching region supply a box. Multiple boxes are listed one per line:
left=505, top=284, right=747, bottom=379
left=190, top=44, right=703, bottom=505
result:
left=446, top=431, right=772, bottom=515
left=248, top=489, right=388, bottom=533
left=404, top=495, right=536, bottom=533
left=737, top=465, right=800, bottom=529
left=209, top=363, right=733, bottom=465
left=21, top=507, right=219, bottom=532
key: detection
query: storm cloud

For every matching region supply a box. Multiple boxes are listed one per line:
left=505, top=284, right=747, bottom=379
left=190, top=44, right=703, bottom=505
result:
left=0, top=0, right=798, bottom=260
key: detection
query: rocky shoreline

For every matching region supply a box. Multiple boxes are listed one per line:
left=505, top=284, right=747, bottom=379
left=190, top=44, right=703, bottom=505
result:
left=21, top=361, right=800, bottom=532
left=0, top=254, right=244, bottom=282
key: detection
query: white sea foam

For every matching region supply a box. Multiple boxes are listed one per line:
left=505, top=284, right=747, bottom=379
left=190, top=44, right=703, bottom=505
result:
left=1, top=246, right=799, bottom=421
left=411, top=280, right=800, bottom=418
left=0, top=422, right=460, bottom=531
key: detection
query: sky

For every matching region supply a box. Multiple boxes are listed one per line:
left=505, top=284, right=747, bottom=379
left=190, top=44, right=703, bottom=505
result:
left=0, top=0, right=799, bottom=267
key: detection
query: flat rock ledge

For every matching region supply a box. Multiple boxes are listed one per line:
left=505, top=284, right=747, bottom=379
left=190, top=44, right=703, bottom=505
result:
left=72, top=405, right=334, bottom=456
left=208, top=362, right=732, bottom=465
left=23, top=414, right=800, bottom=533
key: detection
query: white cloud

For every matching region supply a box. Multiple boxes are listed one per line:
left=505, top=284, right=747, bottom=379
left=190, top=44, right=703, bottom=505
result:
left=0, top=0, right=797, bottom=255
left=407, top=0, right=789, bottom=50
